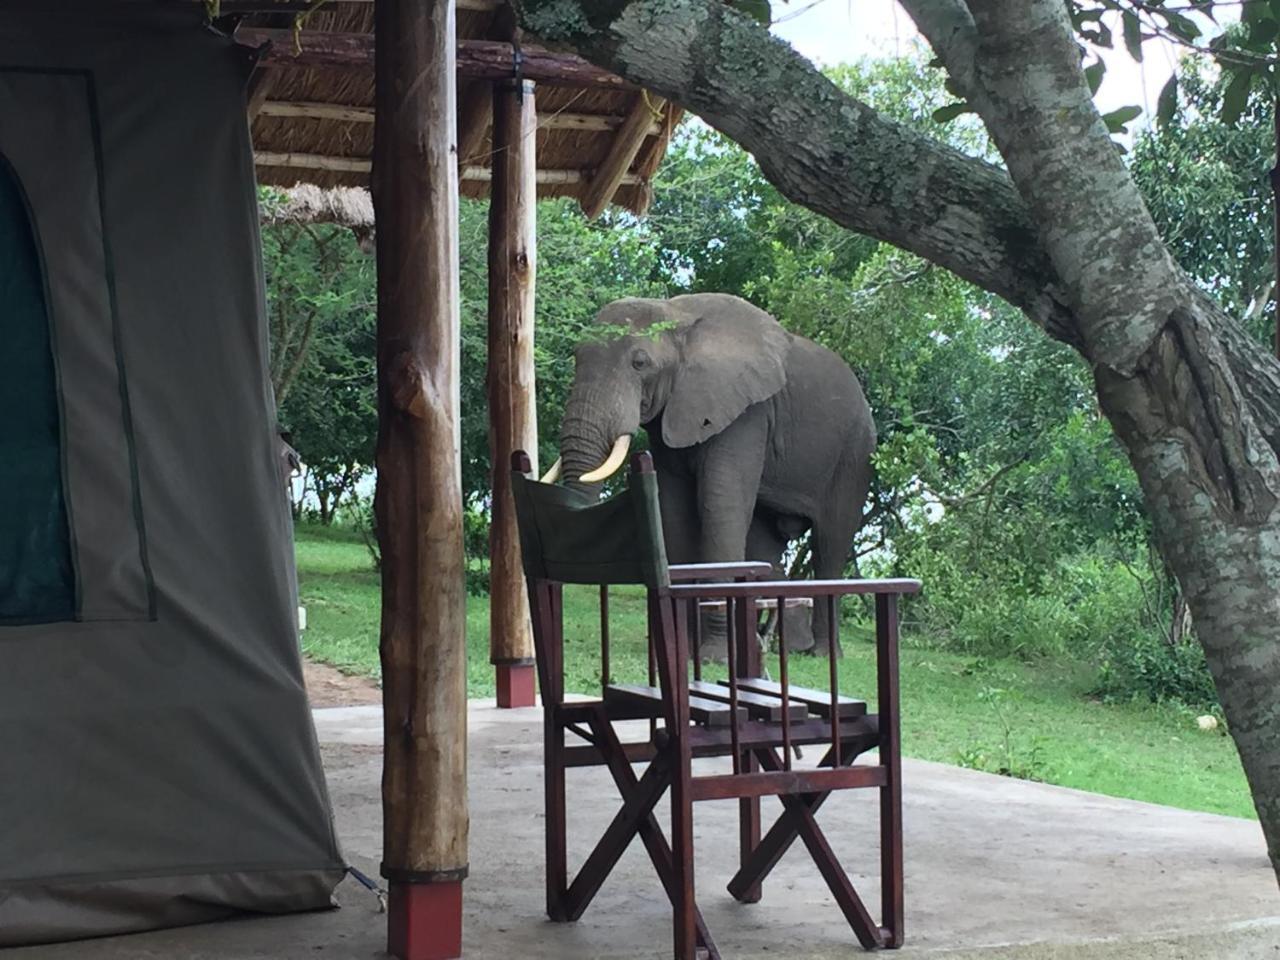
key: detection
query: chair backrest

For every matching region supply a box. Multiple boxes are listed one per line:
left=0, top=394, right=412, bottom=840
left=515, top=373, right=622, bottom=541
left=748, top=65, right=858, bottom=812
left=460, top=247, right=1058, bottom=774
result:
left=510, top=450, right=670, bottom=591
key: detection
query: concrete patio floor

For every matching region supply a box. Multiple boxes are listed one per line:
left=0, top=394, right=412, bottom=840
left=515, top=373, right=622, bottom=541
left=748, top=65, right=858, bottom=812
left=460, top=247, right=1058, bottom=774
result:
left=8, top=701, right=1279, bottom=959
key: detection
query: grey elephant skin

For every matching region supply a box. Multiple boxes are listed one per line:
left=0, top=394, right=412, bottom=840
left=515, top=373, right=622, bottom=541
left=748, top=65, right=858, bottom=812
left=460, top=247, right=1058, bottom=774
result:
left=556, top=293, right=875, bottom=655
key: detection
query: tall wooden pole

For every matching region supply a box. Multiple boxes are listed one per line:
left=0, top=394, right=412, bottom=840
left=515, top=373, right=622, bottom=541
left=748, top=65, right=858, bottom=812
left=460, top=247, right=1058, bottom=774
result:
left=1272, top=97, right=1280, bottom=360
left=372, top=1, right=468, bottom=958
left=487, top=78, right=539, bottom=707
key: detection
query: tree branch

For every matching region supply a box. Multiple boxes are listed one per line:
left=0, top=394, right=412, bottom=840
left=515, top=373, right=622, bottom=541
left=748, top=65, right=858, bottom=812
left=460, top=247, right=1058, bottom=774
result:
left=896, top=0, right=980, bottom=96
left=516, top=0, right=1280, bottom=456
left=520, top=0, right=1079, bottom=345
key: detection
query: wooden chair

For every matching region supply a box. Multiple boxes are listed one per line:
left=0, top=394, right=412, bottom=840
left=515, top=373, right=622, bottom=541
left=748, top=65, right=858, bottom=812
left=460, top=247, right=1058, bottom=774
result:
left=511, top=449, right=920, bottom=958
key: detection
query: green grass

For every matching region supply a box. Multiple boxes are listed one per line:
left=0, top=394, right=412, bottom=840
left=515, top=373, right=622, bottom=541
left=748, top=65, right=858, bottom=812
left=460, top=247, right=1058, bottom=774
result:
left=296, top=524, right=1254, bottom=820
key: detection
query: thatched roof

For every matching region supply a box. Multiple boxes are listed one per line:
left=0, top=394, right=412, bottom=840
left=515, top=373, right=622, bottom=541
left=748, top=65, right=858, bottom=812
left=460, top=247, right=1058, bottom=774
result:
left=236, top=1, right=683, bottom=217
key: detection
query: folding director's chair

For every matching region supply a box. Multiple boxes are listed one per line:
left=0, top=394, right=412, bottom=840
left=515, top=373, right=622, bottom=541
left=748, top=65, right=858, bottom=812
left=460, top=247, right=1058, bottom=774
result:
left=511, top=449, right=920, bottom=958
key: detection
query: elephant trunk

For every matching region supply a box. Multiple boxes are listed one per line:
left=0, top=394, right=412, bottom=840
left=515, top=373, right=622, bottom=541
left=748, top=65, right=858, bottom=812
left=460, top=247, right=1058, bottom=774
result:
left=559, top=383, right=635, bottom=496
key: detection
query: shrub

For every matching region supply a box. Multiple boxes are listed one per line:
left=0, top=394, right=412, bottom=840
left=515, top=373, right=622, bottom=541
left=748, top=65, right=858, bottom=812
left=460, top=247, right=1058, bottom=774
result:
left=1094, top=631, right=1218, bottom=710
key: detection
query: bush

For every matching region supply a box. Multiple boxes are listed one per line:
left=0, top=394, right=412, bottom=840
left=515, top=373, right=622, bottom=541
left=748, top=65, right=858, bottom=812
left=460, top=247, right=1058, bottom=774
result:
left=1094, top=631, right=1218, bottom=710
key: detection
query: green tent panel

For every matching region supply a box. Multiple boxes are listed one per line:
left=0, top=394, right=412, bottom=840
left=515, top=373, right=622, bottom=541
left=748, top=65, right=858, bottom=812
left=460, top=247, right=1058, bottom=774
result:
left=0, top=3, right=345, bottom=946
left=0, top=150, right=75, bottom=623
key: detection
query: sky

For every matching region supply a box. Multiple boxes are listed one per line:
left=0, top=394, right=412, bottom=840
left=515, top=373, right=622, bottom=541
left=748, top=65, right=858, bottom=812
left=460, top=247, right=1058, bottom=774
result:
left=769, top=0, right=1208, bottom=128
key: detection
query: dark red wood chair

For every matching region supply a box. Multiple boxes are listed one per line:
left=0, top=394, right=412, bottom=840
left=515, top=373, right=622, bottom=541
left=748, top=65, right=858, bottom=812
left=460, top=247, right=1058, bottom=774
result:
left=511, top=449, right=920, bottom=959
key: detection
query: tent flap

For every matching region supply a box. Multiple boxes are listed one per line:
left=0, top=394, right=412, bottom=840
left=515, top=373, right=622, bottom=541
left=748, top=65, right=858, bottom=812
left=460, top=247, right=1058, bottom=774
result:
left=0, top=4, right=344, bottom=946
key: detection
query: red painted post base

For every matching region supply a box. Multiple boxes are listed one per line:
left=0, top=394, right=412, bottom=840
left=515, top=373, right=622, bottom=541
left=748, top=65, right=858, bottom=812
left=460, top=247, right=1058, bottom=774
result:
left=387, top=880, right=463, bottom=960
left=495, top=662, right=536, bottom=708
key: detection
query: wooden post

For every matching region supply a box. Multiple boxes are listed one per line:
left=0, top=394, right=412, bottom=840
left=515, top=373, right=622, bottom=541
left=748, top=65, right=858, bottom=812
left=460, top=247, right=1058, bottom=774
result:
left=373, top=1, right=467, bottom=958
left=1272, top=97, right=1280, bottom=360
left=488, top=77, right=539, bottom=707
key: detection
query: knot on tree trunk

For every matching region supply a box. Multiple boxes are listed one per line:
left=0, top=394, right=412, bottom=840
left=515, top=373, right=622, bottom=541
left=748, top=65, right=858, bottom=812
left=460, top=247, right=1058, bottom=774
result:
left=1098, top=305, right=1279, bottom=523
left=387, top=349, right=435, bottom=421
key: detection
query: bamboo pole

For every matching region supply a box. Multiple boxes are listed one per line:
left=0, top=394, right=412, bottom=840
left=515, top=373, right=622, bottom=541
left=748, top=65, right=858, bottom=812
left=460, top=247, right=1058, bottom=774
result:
left=254, top=150, right=641, bottom=186
left=258, top=99, right=658, bottom=136
left=487, top=78, right=539, bottom=708
left=372, top=0, right=467, bottom=956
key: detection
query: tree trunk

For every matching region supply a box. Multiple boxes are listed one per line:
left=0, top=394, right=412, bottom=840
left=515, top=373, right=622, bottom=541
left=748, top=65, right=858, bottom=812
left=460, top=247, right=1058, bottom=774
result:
left=517, top=0, right=1280, bottom=882
left=373, top=0, right=468, bottom=956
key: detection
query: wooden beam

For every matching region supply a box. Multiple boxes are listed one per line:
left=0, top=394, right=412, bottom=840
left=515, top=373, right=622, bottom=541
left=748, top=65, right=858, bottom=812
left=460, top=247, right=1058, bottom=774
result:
left=258, top=100, right=376, bottom=122
left=255, top=151, right=370, bottom=172
left=487, top=79, right=539, bottom=707
left=246, top=67, right=280, bottom=120
left=540, top=111, right=658, bottom=134
left=632, top=102, right=683, bottom=216
left=253, top=151, right=642, bottom=186
left=258, top=100, right=658, bottom=136
left=372, top=0, right=466, bottom=957
left=236, top=28, right=636, bottom=90
left=211, top=0, right=497, bottom=9
left=456, top=82, right=494, bottom=169
left=462, top=167, right=640, bottom=185
left=580, top=92, right=666, bottom=219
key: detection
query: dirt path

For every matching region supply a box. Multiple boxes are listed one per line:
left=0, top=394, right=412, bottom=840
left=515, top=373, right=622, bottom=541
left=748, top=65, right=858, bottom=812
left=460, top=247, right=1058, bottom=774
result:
left=303, top=658, right=381, bottom=708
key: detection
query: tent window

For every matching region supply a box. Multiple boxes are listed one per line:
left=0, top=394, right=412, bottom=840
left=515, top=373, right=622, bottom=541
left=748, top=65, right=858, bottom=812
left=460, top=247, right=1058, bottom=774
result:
left=0, top=154, right=75, bottom=623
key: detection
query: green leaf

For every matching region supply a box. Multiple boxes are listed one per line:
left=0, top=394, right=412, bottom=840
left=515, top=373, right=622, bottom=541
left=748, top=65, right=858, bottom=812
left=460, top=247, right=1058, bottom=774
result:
left=1161, top=10, right=1202, bottom=41
left=1101, top=104, right=1143, bottom=133
left=1247, top=16, right=1279, bottom=45
left=1122, top=11, right=1143, bottom=61
left=1084, top=59, right=1106, bottom=96
left=933, top=101, right=973, bottom=123
left=727, top=0, right=771, bottom=24
left=1221, top=67, right=1254, bottom=126
left=1244, top=0, right=1268, bottom=23
left=1156, top=74, right=1178, bottom=128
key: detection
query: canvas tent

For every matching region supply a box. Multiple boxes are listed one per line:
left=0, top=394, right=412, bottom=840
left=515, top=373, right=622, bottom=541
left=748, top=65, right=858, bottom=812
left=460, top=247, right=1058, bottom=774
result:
left=0, top=3, right=344, bottom=945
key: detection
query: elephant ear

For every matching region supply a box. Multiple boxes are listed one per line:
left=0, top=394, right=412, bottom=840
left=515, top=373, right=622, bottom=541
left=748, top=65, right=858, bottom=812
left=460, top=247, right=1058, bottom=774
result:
left=662, top=303, right=791, bottom=448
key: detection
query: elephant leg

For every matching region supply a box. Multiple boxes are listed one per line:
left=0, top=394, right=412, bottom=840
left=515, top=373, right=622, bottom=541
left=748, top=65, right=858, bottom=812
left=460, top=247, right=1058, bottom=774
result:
left=691, top=414, right=767, bottom=664
left=656, top=465, right=700, bottom=566
left=745, top=515, right=815, bottom=655
left=810, top=461, right=870, bottom=658
left=695, top=409, right=766, bottom=561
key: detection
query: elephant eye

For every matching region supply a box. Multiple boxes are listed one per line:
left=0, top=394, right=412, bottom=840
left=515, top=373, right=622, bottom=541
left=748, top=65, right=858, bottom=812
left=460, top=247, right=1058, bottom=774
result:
left=630, top=348, right=651, bottom=370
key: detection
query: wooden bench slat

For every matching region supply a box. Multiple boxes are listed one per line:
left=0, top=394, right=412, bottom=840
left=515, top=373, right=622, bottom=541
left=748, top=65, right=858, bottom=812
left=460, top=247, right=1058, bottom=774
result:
left=605, top=683, right=745, bottom=727
left=688, top=680, right=808, bottom=722
left=696, top=597, right=813, bottom=610
left=722, top=678, right=866, bottom=719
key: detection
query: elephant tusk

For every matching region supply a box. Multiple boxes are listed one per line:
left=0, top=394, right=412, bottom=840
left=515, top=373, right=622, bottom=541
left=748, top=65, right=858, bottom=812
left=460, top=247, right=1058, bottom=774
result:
left=578, top=435, right=632, bottom=483
left=540, top=458, right=562, bottom=484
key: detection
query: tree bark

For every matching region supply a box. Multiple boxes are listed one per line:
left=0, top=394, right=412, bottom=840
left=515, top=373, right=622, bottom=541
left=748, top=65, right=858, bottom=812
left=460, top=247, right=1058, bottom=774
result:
left=373, top=0, right=468, bottom=948
left=518, top=0, right=1280, bottom=882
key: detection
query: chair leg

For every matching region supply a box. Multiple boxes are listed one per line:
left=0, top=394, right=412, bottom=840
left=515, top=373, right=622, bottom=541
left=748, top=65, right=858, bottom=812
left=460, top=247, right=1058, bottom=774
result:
left=881, top=770, right=904, bottom=948
left=670, top=756, right=697, bottom=960
left=735, top=752, right=762, bottom=903
left=757, top=748, right=884, bottom=950
left=727, top=739, right=870, bottom=898
left=544, top=716, right=569, bottom=921
left=877, top=592, right=905, bottom=948
left=589, top=713, right=721, bottom=960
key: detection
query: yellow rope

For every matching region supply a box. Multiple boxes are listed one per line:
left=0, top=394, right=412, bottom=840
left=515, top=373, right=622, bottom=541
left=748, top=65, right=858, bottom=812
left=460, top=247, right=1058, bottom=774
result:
left=293, top=0, right=331, bottom=55
left=641, top=89, right=667, bottom=125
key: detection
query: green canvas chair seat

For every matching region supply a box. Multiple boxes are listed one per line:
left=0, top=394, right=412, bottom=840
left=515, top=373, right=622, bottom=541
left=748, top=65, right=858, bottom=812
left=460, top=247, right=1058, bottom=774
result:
left=511, top=460, right=669, bottom=590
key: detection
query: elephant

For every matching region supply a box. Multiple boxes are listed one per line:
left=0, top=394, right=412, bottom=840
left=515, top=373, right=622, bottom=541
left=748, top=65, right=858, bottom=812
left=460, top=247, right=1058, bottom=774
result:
left=544, top=292, right=875, bottom=658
